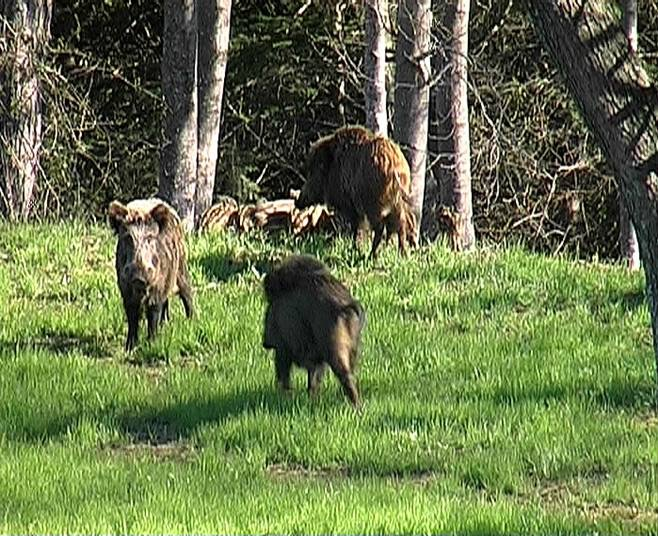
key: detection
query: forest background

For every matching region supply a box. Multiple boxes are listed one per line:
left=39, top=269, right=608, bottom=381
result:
left=33, top=0, right=658, bottom=260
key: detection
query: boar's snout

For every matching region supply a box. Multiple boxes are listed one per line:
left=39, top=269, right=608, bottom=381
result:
left=295, top=188, right=313, bottom=209
left=123, top=255, right=158, bottom=292
left=129, top=275, right=148, bottom=295
left=294, top=193, right=305, bottom=209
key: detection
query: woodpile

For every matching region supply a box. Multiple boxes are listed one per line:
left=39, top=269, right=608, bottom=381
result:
left=198, top=194, right=335, bottom=235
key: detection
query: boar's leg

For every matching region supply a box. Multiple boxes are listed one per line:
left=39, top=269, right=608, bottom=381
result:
left=124, top=300, right=141, bottom=351
left=369, top=221, right=385, bottom=259
left=398, top=227, right=409, bottom=256
left=160, top=299, right=170, bottom=324
left=146, top=303, right=163, bottom=340
left=275, top=349, right=293, bottom=393
left=328, top=351, right=360, bottom=407
left=385, top=213, right=408, bottom=256
left=307, top=363, right=327, bottom=397
left=177, top=267, right=194, bottom=318
left=341, top=209, right=361, bottom=253
left=351, top=222, right=361, bottom=250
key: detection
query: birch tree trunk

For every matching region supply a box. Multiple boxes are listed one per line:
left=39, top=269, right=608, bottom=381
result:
left=393, top=0, right=432, bottom=232
left=622, top=0, right=638, bottom=52
left=526, top=0, right=658, bottom=404
left=430, top=0, right=474, bottom=250
left=160, top=0, right=198, bottom=231
left=333, top=0, right=348, bottom=124
left=618, top=0, right=640, bottom=270
left=195, top=0, right=231, bottom=227
left=364, top=0, right=388, bottom=136
left=0, top=0, right=52, bottom=221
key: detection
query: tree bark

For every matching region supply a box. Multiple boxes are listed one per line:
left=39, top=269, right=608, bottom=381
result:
left=195, top=0, right=231, bottom=228
left=160, top=0, right=198, bottom=231
left=618, top=0, right=640, bottom=270
left=622, top=0, right=638, bottom=53
left=364, top=0, right=388, bottom=136
left=333, top=0, right=349, bottom=124
left=526, top=0, right=658, bottom=404
left=393, top=0, right=432, bottom=232
left=0, top=0, right=52, bottom=221
left=429, top=0, right=474, bottom=250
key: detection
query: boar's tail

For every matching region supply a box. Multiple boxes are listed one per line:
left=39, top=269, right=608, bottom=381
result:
left=346, top=300, right=367, bottom=332
left=345, top=300, right=366, bottom=370
left=394, top=172, right=413, bottom=207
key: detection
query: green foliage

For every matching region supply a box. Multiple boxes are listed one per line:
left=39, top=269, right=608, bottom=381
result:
left=0, top=223, right=656, bottom=533
left=220, top=1, right=365, bottom=200
left=41, top=0, right=163, bottom=218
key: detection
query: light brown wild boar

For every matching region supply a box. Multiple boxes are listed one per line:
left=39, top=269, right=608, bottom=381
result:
left=108, top=198, right=194, bottom=351
left=296, top=125, right=418, bottom=258
left=262, top=255, right=366, bottom=407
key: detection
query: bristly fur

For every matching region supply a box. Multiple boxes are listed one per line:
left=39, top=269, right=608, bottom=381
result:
left=108, top=197, right=193, bottom=351
left=296, top=125, right=418, bottom=258
left=262, top=255, right=365, bottom=407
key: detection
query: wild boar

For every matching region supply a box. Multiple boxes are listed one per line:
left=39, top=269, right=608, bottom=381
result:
left=108, top=198, right=194, bottom=351
left=296, top=125, right=418, bottom=258
left=262, top=255, right=366, bottom=407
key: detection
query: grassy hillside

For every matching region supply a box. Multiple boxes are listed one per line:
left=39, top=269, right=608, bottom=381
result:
left=0, top=223, right=656, bottom=534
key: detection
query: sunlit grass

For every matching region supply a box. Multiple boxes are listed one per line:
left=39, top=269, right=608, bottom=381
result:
left=0, top=222, right=656, bottom=534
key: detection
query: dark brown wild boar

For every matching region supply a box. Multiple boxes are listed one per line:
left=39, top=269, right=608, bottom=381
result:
left=296, top=125, right=418, bottom=258
left=262, top=255, right=366, bottom=407
left=108, top=198, right=194, bottom=351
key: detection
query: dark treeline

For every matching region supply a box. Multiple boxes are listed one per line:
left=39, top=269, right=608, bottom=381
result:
left=41, top=0, right=658, bottom=260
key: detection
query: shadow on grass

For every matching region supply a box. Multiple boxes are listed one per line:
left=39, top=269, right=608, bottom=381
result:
left=594, top=379, right=656, bottom=410
left=118, top=386, right=294, bottom=444
left=613, top=288, right=647, bottom=311
left=198, top=252, right=275, bottom=283
left=489, top=379, right=655, bottom=411
left=7, top=384, right=301, bottom=444
left=587, top=287, right=647, bottom=321
left=489, top=383, right=571, bottom=406
left=0, top=328, right=114, bottom=360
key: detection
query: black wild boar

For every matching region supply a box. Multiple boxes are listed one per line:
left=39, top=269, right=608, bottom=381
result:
left=262, top=255, right=366, bottom=407
left=296, top=125, right=418, bottom=258
left=108, top=198, right=194, bottom=350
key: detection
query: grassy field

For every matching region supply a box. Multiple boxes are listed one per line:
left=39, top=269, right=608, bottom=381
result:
left=0, top=222, right=656, bottom=534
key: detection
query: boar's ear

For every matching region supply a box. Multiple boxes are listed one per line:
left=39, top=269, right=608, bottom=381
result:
left=150, top=202, right=174, bottom=232
left=108, top=201, right=128, bottom=234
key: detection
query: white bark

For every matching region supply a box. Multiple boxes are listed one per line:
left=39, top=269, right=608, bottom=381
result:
left=393, top=0, right=433, bottom=231
left=618, top=0, right=640, bottom=269
left=364, top=0, right=388, bottom=136
left=0, top=0, right=52, bottom=221
left=195, top=0, right=231, bottom=227
left=431, top=0, right=474, bottom=250
left=160, top=0, right=198, bottom=231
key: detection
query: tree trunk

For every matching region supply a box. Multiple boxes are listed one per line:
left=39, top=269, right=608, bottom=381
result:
left=160, top=0, right=198, bottom=231
left=393, top=0, right=432, bottom=232
left=622, top=0, right=638, bottom=52
left=429, top=0, right=474, bottom=250
left=526, top=0, right=658, bottom=405
left=333, top=0, right=349, bottom=124
left=618, top=0, right=640, bottom=270
left=620, top=196, right=640, bottom=270
left=195, top=0, right=231, bottom=228
left=0, top=0, right=52, bottom=221
left=364, top=0, right=388, bottom=136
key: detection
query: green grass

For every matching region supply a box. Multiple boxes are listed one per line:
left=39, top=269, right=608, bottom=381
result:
left=0, top=222, right=656, bottom=534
